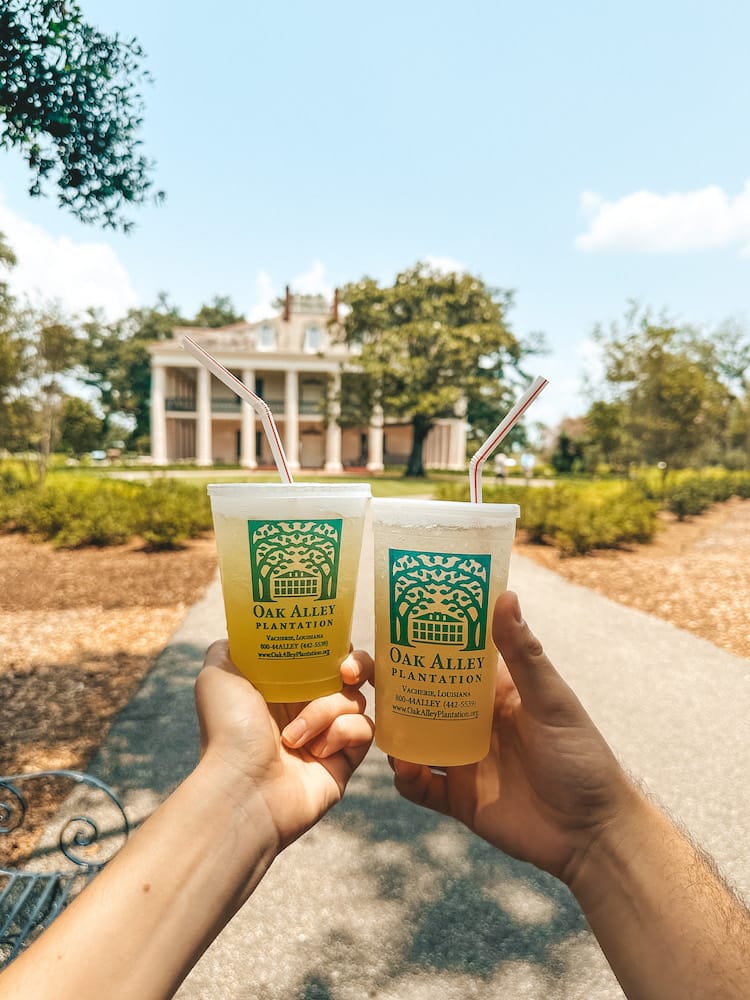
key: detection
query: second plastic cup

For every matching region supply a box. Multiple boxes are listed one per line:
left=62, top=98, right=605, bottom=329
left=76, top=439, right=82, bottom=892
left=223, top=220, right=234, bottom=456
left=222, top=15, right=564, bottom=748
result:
left=372, top=497, right=520, bottom=766
left=208, top=482, right=370, bottom=702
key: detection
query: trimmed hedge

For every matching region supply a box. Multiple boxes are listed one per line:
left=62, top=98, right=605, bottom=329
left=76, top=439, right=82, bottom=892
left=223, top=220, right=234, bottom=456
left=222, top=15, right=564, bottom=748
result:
left=0, top=477, right=213, bottom=550
left=2, top=466, right=749, bottom=555
left=435, top=480, right=660, bottom=556
left=438, top=469, right=750, bottom=554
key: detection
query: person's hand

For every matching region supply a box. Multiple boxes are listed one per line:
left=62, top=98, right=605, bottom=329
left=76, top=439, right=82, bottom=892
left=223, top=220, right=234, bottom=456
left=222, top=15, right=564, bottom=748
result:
left=194, top=643, right=374, bottom=851
left=390, top=591, right=638, bottom=885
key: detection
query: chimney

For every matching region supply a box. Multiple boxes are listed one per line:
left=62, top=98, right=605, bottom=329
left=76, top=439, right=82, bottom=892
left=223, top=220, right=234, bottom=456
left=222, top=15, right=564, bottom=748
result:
left=332, top=288, right=339, bottom=323
left=283, top=285, right=291, bottom=321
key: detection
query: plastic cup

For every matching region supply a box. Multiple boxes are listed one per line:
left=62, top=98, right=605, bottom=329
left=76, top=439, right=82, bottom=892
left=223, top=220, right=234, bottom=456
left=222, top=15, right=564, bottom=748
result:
left=372, top=497, right=520, bottom=766
left=208, top=483, right=371, bottom=702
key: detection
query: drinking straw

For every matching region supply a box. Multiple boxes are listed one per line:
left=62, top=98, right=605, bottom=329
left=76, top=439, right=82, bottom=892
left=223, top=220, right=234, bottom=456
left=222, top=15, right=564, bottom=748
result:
left=181, top=334, right=294, bottom=484
left=468, top=375, right=549, bottom=503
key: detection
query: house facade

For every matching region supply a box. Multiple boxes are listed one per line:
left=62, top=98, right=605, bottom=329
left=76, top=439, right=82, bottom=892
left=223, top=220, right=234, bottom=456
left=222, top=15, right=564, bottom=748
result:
left=148, top=291, right=467, bottom=470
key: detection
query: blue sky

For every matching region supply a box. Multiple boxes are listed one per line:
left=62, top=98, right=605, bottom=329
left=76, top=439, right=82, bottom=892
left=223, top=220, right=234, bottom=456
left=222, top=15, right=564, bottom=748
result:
left=2, top=0, right=750, bottom=428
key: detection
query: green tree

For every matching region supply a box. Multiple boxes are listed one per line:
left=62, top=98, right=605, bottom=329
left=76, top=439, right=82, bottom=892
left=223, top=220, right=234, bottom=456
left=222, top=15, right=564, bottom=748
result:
left=81, top=295, right=187, bottom=447
left=189, top=296, right=245, bottom=328
left=590, top=305, right=734, bottom=469
left=25, top=311, right=82, bottom=482
left=338, top=263, right=533, bottom=477
left=58, top=395, right=104, bottom=456
left=583, top=399, right=632, bottom=471
left=550, top=429, right=585, bottom=474
left=81, top=295, right=244, bottom=450
left=0, top=301, right=82, bottom=482
left=0, top=0, right=162, bottom=230
left=0, top=233, right=23, bottom=416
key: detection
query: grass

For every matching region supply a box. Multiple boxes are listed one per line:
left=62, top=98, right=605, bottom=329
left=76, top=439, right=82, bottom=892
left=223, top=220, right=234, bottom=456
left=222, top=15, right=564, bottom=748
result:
left=43, top=466, right=444, bottom=498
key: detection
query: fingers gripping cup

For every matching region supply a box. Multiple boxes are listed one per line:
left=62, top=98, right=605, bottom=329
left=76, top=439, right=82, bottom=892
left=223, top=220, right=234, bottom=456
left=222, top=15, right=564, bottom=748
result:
left=208, top=483, right=370, bottom=702
left=373, top=498, right=520, bottom=766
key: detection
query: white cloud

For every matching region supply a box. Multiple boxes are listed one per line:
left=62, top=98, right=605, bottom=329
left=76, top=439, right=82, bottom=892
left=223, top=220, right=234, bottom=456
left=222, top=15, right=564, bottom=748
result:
left=0, top=196, right=139, bottom=319
left=245, top=260, right=335, bottom=322
left=425, top=254, right=466, bottom=274
left=293, top=258, right=333, bottom=298
left=576, top=181, right=750, bottom=254
left=246, top=268, right=276, bottom=322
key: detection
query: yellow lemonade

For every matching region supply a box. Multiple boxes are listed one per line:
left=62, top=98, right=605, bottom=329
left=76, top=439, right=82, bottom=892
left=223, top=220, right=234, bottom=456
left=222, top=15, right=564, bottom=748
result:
left=372, top=499, right=518, bottom=766
left=209, top=484, right=369, bottom=702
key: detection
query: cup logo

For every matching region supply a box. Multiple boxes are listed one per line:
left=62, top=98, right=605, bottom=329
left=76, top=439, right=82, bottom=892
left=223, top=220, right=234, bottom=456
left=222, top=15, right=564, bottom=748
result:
left=248, top=519, right=342, bottom=603
left=389, top=549, right=491, bottom=651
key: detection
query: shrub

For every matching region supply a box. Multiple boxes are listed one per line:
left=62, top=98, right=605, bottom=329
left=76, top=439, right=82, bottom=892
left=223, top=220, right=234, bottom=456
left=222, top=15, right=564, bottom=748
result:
left=133, top=479, right=212, bottom=550
left=0, top=464, right=29, bottom=495
left=0, top=476, right=212, bottom=549
left=665, top=477, right=714, bottom=520
left=15, top=479, right=137, bottom=547
left=731, top=472, right=750, bottom=499
left=434, top=479, right=658, bottom=555
left=551, top=483, right=658, bottom=555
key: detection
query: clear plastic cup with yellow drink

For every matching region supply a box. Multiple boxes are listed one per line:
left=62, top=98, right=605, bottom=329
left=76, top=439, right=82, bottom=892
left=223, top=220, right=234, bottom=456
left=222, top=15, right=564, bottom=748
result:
left=372, top=497, right=519, bottom=766
left=208, top=482, right=370, bottom=702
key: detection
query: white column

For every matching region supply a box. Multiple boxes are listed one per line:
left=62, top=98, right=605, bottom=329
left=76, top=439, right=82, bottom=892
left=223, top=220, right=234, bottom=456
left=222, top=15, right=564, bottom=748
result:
left=196, top=365, right=212, bottom=466
left=367, top=404, right=385, bottom=472
left=450, top=418, right=468, bottom=470
left=284, top=369, right=300, bottom=470
left=452, top=396, right=468, bottom=470
left=150, top=363, right=168, bottom=465
left=324, top=372, right=343, bottom=472
left=240, top=367, right=257, bottom=469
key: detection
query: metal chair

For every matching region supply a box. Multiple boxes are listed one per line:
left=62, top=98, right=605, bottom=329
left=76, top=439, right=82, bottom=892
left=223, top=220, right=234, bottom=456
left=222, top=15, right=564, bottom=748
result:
left=0, top=770, right=129, bottom=967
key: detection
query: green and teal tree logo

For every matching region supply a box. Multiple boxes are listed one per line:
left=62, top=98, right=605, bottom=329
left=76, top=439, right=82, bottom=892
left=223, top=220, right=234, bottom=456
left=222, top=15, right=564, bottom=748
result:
left=389, top=549, right=491, bottom=651
left=248, top=519, right=342, bottom=602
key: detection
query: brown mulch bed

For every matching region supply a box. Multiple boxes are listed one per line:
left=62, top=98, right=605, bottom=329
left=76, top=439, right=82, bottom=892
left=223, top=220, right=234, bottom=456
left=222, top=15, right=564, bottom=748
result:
left=0, top=533, right=218, bottom=773
left=515, top=495, right=750, bottom=660
left=0, top=535, right=217, bottom=865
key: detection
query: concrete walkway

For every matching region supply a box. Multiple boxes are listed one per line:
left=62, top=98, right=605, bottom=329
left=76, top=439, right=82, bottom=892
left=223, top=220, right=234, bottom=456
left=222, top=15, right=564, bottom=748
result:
left=88, top=532, right=750, bottom=1000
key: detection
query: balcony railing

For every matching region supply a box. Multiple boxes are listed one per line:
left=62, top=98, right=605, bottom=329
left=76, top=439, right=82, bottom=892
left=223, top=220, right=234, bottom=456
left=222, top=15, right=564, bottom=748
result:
left=165, top=396, right=196, bottom=412
left=211, top=397, right=241, bottom=412
left=300, top=400, right=323, bottom=415
left=164, top=397, right=324, bottom=416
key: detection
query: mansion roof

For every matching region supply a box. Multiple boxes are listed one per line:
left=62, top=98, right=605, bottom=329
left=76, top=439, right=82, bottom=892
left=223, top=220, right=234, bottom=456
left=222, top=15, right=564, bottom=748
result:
left=149, top=292, right=352, bottom=363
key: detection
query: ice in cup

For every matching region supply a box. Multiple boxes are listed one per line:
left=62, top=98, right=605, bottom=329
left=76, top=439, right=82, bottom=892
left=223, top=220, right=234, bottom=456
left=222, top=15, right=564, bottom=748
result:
left=208, top=483, right=371, bottom=702
left=372, top=497, right=520, bottom=766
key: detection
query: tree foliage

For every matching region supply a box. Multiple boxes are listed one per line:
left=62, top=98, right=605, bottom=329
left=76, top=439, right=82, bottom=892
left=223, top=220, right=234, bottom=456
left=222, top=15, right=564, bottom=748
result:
left=338, top=263, right=536, bottom=476
left=80, top=295, right=185, bottom=446
left=189, top=295, right=245, bottom=329
left=0, top=233, right=22, bottom=407
left=58, top=394, right=104, bottom=456
left=0, top=0, right=161, bottom=230
left=81, top=294, right=242, bottom=447
left=0, top=302, right=82, bottom=482
left=583, top=305, right=744, bottom=470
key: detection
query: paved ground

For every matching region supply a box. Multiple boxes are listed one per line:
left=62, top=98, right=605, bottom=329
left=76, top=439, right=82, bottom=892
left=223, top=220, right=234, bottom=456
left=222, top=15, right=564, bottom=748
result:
left=88, top=523, right=750, bottom=1000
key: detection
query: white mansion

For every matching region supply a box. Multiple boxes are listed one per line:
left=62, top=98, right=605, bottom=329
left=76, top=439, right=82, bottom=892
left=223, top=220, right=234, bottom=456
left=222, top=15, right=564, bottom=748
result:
left=149, top=290, right=468, bottom=471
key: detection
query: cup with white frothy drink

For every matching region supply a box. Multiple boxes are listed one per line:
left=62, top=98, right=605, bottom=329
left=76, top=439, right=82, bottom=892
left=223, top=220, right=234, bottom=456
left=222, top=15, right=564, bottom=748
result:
left=372, top=497, right=519, bottom=766
left=208, top=483, right=370, bottom=702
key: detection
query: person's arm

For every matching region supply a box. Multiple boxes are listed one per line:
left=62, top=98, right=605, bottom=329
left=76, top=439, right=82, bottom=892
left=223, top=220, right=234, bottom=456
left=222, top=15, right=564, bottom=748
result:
left=569, top=787, right=750, bottom=1000
left=0, top=642, right=374, bottom=1000
left=391, top=591, right=750, bottom=1000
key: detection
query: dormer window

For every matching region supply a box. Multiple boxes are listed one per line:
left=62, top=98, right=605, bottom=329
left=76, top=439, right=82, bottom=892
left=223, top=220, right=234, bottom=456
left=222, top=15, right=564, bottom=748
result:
left=258, top=324, right=276, bottom=350
left=303, top=326, right=323, bottom=353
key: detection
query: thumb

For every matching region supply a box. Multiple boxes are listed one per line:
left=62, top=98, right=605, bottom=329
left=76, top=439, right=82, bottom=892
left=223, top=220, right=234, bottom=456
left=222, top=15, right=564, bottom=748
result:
left=492, top=591, right=583, bottom=722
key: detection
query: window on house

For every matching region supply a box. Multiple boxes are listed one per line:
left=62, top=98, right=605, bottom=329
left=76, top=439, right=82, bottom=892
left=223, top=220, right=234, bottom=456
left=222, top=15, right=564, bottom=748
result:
left=303, top=326, right=323, bottom=352
left=258, top=324, right=276, bottom=350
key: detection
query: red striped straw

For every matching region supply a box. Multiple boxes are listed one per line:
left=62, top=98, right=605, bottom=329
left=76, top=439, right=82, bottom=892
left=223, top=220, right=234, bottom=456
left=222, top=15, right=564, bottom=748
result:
left=181, top=335, right=294, bottom=484
left=468, top=375, right=548, bottom=503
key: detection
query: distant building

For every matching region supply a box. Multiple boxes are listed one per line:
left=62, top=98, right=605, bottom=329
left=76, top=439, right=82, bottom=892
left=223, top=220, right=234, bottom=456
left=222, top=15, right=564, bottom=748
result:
left=148, top=289, right=467, bottom=470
